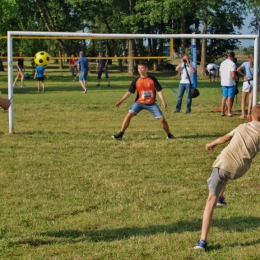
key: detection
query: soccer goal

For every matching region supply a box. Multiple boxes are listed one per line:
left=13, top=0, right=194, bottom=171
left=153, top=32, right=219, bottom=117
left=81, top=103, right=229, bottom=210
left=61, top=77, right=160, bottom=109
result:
left=7, top=31, right=260, bottom=133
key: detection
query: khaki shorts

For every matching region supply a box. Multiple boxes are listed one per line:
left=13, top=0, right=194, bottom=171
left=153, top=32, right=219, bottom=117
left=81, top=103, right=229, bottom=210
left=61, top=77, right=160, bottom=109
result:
left=207, top=168, right=236, bottom=196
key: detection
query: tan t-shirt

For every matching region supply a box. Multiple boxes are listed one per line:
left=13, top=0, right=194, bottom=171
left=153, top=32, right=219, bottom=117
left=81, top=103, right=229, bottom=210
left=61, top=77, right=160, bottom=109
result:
left=213, top=121, right=260, bottom=178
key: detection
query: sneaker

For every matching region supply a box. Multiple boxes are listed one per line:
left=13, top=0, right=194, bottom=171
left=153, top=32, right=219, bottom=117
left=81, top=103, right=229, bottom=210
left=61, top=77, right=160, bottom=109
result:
left=194, top=240, right=208, bottom=251
left=112, top=132, right=123, bottom=140
left=96, top=84, right=100, bottom=87
left=221, top=113, right=225, bottom=116
left=185, top=111, right=190, bottom=114
left=107, top=84, right=110, bottom=87
left=42, top=88, right=44, bottom=92
left=81, top=88, right=87, bottom=94
left=13, top=84, right=17, bottom=88
left=21, top=85, right=26, bottom=88
left=166, top=133, right=176, bottom=140
left=216, top=197, right=227, bottom=207
left=173, top=110, right=180, bottom=113
left=227, top=114, right=233, bottom=117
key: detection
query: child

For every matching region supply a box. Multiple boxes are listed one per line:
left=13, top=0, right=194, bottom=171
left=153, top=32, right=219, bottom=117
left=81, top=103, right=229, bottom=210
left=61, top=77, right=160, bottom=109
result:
left=194, top=104, right=260, bottom=251
left=34, top=65, right=48, bottom=92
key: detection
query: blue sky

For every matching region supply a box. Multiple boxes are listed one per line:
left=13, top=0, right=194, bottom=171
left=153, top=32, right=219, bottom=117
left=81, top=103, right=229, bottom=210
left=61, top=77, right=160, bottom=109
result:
left=237, top=13, right=255, bottom=47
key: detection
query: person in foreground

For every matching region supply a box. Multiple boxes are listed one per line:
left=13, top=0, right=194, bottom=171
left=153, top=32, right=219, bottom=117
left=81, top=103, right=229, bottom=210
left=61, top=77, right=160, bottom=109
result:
left=194, top=104, right=260, bottom=251
left=112, top=62, right=175, bottom=140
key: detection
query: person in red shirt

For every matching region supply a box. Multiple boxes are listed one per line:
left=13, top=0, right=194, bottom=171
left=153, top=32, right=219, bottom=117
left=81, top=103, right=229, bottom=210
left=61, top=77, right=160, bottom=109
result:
left=69, top=53, right=77, bottom=81
left=112, top=62, right=175, bottom=140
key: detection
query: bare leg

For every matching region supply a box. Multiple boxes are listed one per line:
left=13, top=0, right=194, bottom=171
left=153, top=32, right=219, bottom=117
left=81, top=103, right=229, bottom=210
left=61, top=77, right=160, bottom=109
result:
left=42, top=81, right=45, bottom=91
left=227, top=97, right=233, bottom=115
left=221, top=97, right=227, bottom=114
left=120, top=112, right=135, bottom=132
left=37, top=81, right=40, bottom=92
left=13, top=73, right=20, bottom=85
left=200, top=193, right=218, bottom=241
left=240, top=92, right=247, bottom=118
left=159, top=117, right=171, bottom=135
left=247, top=92, right=253, bottom=119
left=20, top=71, right=25, bottom=86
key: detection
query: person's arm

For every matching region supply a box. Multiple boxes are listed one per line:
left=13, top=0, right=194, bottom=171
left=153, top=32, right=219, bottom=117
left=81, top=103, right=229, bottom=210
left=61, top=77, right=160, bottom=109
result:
left=115, top=91, right=132, bottom=107
left=103, top=60, right=108, bottom=70
left=34, top=69, right=37, bottom=79
left=96, top=61, right=99, bottom=72
left=44, top=69, right=48, bottom=79
left=186, top=60, right=195, bottom=73
left=175, top=59, right=183, bottom=71
left=157, top=90, right=167, bottom=108
left=231, top=70, right=237, bottom=80
left=205, top=133, right=233, bottom=151
left=237, top=65, right=249, bottom=81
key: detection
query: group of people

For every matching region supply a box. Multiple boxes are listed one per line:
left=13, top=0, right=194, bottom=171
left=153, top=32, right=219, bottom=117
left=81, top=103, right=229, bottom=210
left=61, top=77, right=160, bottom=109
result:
left=111, top=56, right=260, bottom=252
left=12, top=50, right=110, bottom=93
left=68, top=50, right=110, bottom=93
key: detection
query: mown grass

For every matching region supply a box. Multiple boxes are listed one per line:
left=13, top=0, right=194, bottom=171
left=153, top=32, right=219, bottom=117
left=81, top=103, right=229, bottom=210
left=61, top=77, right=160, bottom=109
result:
left=0, top=62, right=260, bottom=259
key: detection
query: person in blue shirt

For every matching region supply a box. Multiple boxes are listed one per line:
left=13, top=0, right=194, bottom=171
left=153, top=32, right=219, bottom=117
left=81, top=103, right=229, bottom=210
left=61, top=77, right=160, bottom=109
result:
left=74, top=51, right=90, bottom=94
left=96, top=51, right=110, bottom=87
left=34, top=65, right=48, bottom=92
left=237, top=53, right=257, bottom=119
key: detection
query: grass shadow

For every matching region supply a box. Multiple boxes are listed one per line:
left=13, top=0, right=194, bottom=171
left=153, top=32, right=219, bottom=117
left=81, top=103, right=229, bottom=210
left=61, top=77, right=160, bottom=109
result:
left=10, top=216, right=260, bottom=247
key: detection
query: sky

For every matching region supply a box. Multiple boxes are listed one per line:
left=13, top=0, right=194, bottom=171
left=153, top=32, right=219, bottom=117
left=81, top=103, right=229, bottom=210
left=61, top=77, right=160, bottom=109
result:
left=237, top=13, right=255, bottom=48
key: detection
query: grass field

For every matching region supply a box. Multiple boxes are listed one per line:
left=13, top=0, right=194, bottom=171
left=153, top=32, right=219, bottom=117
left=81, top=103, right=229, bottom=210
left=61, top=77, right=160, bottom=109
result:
left=0, top=62, right=260, bottom=259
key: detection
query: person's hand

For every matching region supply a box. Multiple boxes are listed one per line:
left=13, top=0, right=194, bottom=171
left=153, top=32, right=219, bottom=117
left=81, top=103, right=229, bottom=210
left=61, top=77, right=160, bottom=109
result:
left=161, top=101, right=167, bottom=108
left=206, top=143, right=214, bottom=151
left=115, top=101, right=122, bottom=108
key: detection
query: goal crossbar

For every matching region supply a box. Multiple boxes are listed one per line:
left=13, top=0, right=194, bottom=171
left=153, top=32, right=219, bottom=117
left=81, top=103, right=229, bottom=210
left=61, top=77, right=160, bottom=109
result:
left=7, top=31, right=260, bottom=133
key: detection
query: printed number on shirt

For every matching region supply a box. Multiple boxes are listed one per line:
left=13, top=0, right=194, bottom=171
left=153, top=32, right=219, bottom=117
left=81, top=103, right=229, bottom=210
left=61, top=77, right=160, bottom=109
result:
left=142, top=90, right=153, bottom=98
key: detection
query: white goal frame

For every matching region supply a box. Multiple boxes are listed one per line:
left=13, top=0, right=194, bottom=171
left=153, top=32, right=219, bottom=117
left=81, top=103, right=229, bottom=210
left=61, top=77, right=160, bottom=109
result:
left=7, top=31, right=259, bottom=133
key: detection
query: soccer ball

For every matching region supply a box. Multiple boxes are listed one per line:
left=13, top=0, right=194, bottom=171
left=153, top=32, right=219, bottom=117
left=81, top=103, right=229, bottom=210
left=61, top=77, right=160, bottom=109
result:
left=34, top=51, right=50, bottom=66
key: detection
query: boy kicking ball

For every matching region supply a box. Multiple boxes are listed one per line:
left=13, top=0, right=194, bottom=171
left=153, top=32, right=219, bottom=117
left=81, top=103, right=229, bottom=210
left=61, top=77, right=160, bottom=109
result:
left=194, top=104, right=260, bottom=251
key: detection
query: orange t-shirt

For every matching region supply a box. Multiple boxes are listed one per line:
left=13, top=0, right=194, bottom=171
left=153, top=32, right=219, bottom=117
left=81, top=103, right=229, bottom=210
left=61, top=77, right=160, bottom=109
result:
left=129, top=75, right=162, bottom=104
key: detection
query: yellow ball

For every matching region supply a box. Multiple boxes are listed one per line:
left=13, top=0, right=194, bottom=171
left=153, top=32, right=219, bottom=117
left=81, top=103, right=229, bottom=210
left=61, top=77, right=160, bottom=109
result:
left=34, top=51, right=50, bottom=66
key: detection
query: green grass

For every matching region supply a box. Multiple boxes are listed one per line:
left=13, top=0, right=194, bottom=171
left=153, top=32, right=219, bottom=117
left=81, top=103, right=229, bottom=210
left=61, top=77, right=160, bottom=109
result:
left=0, top=64, right=260, bottom=259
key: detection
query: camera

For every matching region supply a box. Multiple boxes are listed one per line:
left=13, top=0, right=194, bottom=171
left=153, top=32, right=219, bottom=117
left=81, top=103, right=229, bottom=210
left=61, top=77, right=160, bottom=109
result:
left=183, top=59, right=187, bottom=63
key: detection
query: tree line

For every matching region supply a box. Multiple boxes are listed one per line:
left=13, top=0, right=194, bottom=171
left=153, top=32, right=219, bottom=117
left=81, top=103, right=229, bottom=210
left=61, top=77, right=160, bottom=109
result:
left=0, top=0, right=259, bottom=75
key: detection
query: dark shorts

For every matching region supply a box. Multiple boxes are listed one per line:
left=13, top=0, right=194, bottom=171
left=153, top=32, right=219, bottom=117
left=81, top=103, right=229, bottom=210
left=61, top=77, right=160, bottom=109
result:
left=37, top=77, right=44, bottom=82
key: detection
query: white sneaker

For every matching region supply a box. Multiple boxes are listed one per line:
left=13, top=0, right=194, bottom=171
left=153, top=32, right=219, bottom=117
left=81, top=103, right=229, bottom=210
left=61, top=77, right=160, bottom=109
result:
left=13, top=84, right=17, bottom=88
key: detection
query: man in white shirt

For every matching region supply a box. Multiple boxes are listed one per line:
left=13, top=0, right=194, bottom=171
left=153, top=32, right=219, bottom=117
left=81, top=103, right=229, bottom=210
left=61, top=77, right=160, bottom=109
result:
left=219, top=52, right=237, bottom=117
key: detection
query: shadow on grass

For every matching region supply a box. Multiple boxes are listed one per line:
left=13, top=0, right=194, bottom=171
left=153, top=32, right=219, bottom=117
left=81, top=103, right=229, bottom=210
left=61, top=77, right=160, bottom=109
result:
left=9, top=216, right=260, bottom=247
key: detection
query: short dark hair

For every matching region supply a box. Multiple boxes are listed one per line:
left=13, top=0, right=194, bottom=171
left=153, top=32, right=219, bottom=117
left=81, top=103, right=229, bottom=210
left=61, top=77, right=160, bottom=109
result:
left=228, top=51, right=235, bottom=58
left=138, top=61, right=148, bottom=68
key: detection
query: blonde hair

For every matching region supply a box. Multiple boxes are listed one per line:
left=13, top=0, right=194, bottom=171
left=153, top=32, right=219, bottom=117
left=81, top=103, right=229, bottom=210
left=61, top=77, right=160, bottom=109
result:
left=248, top=53, right=253, bottom=67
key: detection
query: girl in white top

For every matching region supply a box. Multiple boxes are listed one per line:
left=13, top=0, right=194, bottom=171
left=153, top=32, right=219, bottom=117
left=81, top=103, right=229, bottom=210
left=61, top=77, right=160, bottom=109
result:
left=237, top=53, right=254, bottom=119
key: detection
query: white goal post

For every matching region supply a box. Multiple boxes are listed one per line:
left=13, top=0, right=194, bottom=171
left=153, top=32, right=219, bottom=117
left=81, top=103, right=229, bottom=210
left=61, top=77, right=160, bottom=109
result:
left=7, top=31, right=260, bottom=133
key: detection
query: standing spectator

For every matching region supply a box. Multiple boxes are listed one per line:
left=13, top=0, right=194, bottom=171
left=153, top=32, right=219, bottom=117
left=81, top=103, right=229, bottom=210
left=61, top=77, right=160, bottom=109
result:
left=112, top=61, right=175, bottom=140
left=96, top=51, right=110, bottom=87
left=69, top=53, right=77, bottom=81
left=74, top=51, right=90, bottom=94
left=237, top=53, right=256, bottom=119
left=13, top=51, right=26, bottom=88
left=174, top=54, right=196, bottom=114
left=206, top=63, right=219, bottom=82
left=34, top=65, right=48, bottom=92
left=219, top=52, right=237, bottom=117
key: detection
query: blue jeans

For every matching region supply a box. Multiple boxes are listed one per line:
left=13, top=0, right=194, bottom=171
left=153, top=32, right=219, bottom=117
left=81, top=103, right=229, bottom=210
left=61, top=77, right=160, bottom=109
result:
left=175, top=83, right=192, bottom=112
